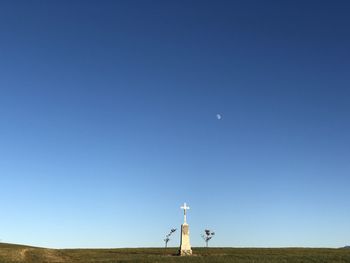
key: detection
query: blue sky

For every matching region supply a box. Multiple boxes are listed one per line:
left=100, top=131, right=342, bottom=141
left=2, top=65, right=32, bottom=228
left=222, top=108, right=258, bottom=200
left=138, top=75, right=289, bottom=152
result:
left=1, top=0, right=350, bottom=248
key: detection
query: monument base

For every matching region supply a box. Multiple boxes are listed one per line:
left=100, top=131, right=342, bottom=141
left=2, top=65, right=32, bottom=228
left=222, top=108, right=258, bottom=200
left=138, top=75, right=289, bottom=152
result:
left=179, top=223, right=192, bottom=256
left=179, top=249, right=193, bottom=256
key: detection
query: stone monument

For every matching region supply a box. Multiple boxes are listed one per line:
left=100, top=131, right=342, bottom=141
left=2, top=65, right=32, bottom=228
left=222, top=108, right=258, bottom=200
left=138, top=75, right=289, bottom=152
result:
left=179, top=202, right=192, bottom=256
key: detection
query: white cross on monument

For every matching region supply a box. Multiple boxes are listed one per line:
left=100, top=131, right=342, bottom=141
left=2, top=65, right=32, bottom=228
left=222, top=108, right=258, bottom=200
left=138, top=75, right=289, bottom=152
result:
left=179, top=202, right=192, bottom=256
left=180, top=202, right=190, bottom=224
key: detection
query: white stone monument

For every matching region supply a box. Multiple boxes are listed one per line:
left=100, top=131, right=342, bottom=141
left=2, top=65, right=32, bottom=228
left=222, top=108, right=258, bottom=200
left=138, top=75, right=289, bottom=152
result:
left=179, top=202, right=192, bottom=256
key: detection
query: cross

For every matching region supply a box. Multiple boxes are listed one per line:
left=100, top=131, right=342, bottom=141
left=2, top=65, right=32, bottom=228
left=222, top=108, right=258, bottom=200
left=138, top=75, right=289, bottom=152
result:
left=180, top=202, right=190, bottom=223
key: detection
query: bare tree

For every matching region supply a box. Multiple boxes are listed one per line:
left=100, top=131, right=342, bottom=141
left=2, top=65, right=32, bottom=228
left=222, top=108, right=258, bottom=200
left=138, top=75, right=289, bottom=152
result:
left=164, top=228, right=177, bottom=248
left=201, top=229, right=215, bottom=248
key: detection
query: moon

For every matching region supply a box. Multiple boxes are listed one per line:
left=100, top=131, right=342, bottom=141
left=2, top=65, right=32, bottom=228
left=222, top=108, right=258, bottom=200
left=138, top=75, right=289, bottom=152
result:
left=216, top=114, right=222, bottom=120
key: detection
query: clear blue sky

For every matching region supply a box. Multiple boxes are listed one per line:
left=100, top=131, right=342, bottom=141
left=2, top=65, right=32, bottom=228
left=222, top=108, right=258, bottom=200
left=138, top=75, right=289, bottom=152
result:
left=1, top=0, right=350, bottom=248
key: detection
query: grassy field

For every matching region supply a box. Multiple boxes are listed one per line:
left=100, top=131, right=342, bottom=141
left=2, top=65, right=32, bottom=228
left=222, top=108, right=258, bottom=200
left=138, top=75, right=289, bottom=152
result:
left=1, top=243, right=350, bottom=263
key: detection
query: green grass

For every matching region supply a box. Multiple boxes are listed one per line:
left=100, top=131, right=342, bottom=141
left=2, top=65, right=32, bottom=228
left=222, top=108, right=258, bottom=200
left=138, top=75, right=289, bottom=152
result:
left=1, top=243, right=350, bottom=262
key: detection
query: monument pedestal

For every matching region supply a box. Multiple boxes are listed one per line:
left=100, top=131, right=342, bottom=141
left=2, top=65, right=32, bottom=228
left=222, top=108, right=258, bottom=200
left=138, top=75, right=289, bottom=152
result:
left=179, top=223, right=192, bottom=256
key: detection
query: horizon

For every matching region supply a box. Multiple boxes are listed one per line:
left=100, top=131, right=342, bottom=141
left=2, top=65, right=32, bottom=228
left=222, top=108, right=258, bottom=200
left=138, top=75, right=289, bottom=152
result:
left=1, top=241, right=349, bottom=249
left=1, top=0, right=350, bottom=249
